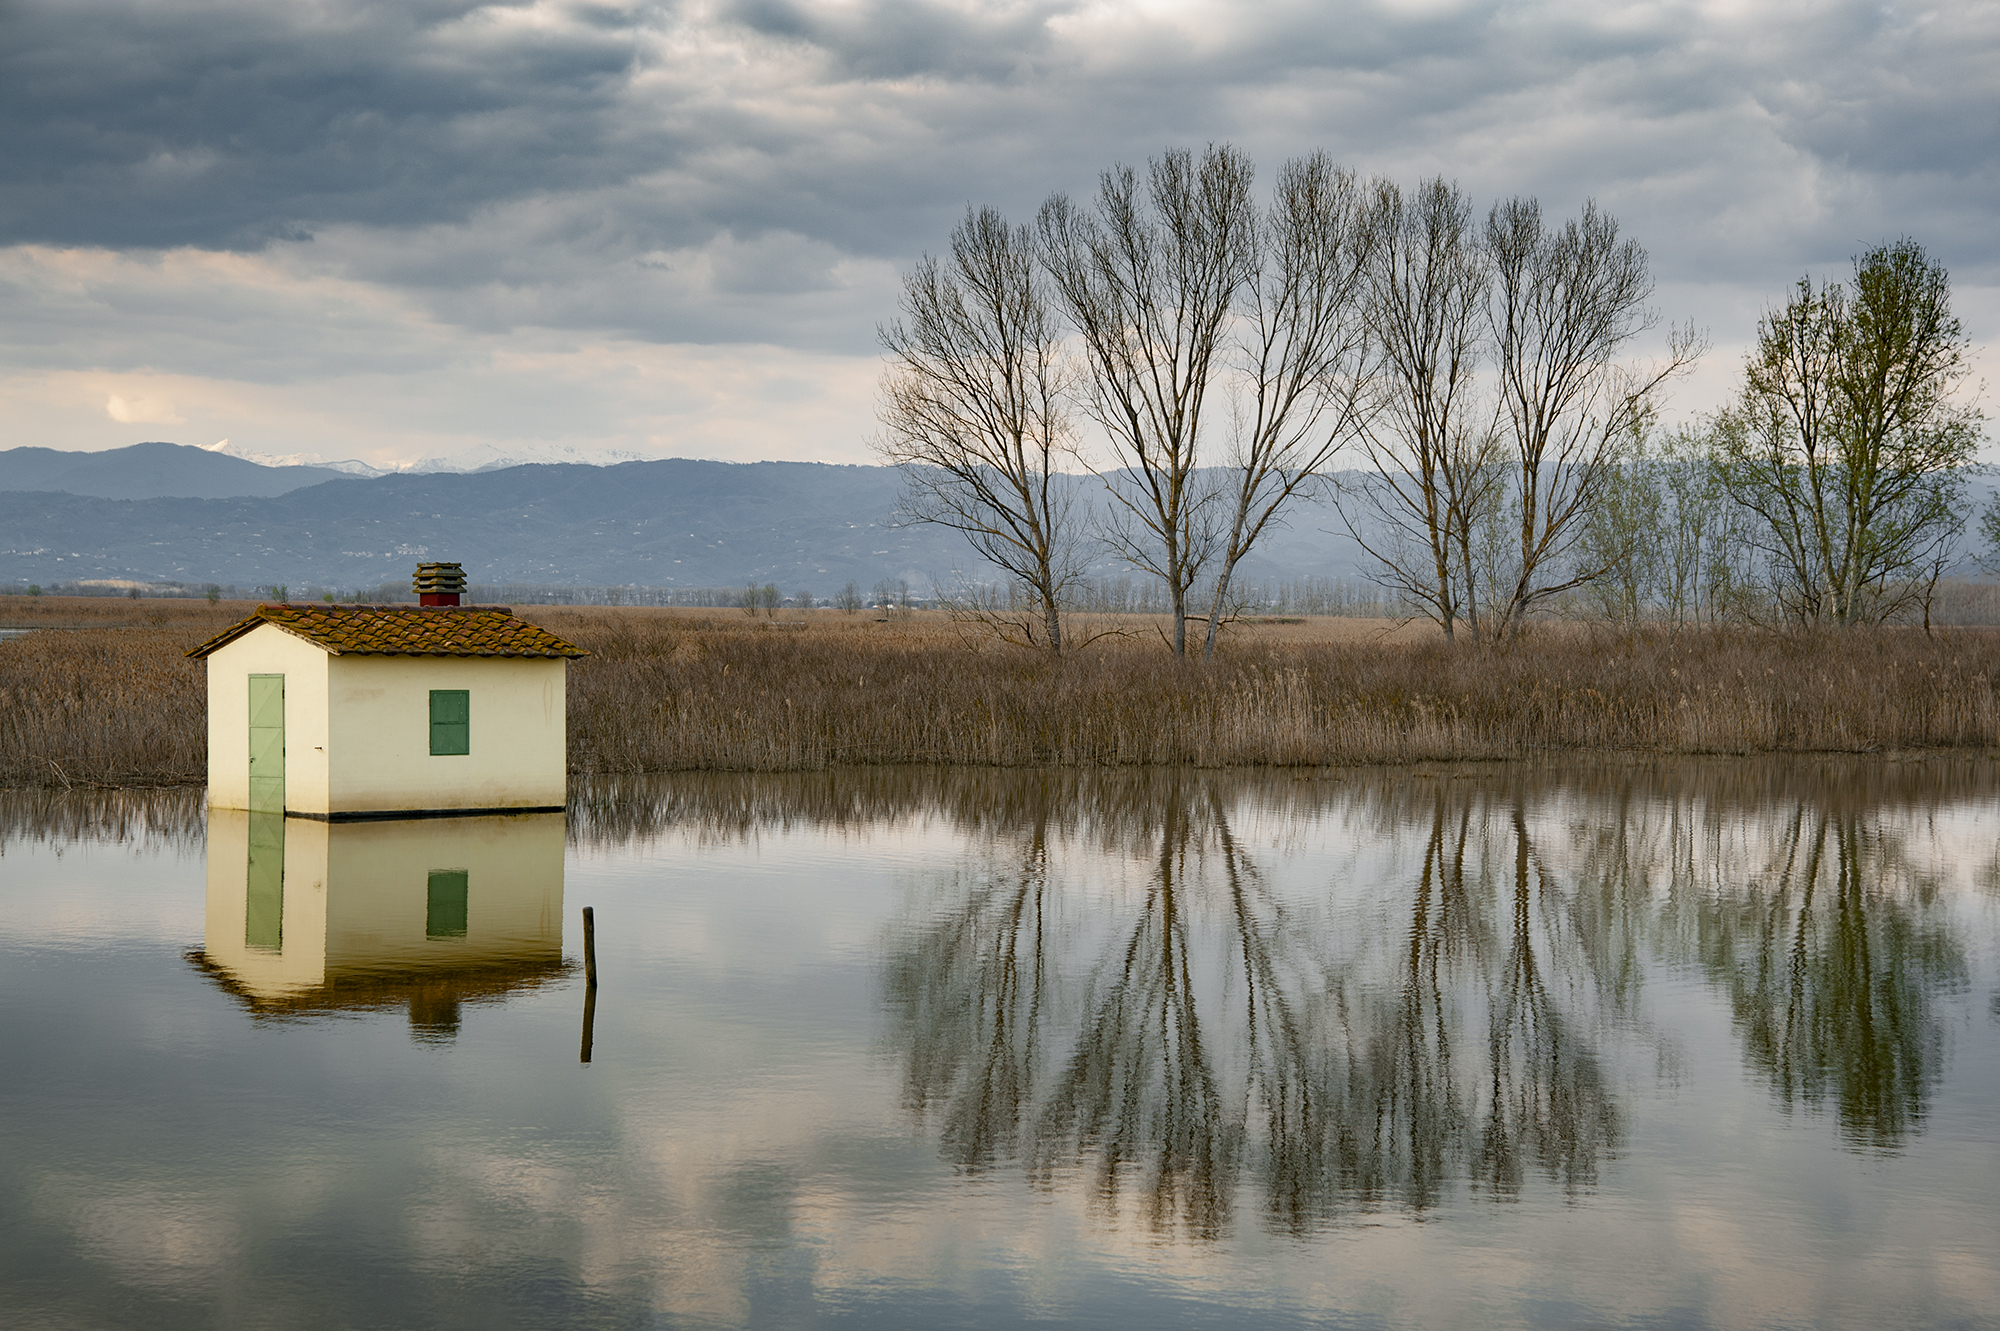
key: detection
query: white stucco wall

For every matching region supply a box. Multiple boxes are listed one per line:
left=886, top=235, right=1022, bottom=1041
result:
left=325, top=654, right=567, bottom=813
left=205, top=626, right=332, bottom=811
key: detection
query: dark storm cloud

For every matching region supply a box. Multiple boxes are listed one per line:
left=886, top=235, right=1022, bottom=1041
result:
left=723, top=0, right=1067, bottom=79
left=0, top=0, right=660, bottom=248
left=10, top=1, right=1993, bottom=252
left=1, top=0, right=1995, bottom=365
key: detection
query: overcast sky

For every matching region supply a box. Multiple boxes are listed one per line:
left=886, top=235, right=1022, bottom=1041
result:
left=3, top=0, right=1995, bottom=469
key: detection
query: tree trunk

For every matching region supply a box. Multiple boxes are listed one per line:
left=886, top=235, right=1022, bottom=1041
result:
left=1201, top=563, right=1236, bottom=659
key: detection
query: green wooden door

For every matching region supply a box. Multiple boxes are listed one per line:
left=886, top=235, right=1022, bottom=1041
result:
left=245, top=809, right=284, bottom=951
left=248, top=674, right=285, bottom=812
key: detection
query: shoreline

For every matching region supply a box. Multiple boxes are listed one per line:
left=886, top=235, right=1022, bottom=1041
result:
left=11, top=744, right=2000, bottom=795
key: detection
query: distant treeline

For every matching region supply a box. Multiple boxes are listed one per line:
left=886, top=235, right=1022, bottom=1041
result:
left=457, top=578, right=1398, bottom=616
left=12, top=571, right=2000, bottom=626
left=2, top=580, right=246, bottom=600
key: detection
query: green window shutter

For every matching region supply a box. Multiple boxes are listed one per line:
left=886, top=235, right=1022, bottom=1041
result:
left=426, top=869, right=469, bottom=938
left=429, top=689, right=470, bottom=755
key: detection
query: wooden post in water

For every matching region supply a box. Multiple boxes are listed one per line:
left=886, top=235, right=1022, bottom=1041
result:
left=580, top=905, right=599, bottom=1064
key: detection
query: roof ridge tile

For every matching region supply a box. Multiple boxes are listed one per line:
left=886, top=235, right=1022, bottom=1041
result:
left=186, top=604, right=588, bottom=660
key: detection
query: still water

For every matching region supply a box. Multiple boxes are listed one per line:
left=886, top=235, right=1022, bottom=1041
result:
left=3, top=762, right=1999, bottom=1329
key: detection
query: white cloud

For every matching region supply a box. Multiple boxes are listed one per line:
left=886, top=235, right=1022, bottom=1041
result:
left=103, top=392, right=184, bottom=424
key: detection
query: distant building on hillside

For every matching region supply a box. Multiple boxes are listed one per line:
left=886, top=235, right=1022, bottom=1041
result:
left=187, top=562, right=587, bottom=819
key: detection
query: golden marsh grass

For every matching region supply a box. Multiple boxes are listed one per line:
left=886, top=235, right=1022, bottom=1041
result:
left=4, top=597, right=1997, bottom=787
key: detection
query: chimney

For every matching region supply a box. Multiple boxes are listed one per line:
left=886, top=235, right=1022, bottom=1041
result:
left=414, top=562, right=466, bottom=607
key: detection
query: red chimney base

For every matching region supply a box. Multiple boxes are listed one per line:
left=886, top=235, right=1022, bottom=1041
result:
left=419, top=593, right=462, bottom=607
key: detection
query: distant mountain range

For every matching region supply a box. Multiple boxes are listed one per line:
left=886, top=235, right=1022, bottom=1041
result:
left=0, top=440, right=654, bottom=497
left=0, top=441, right=354, bottom=500
left=39, top=440, right=1985, bottom=599
left=0, top=442, right=1367, bottom=591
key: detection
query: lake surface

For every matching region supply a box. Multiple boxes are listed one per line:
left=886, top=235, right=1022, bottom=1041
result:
left=4, top=761, right=2000, bottom=1330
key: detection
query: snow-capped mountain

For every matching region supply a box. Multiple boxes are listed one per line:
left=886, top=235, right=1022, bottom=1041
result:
left=199, top=439, right=654, bottom=476
left=198, top=440, right=390, bottom=476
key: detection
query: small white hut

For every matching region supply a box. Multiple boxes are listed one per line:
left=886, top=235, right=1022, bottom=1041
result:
left=187, top=563, right=587, bottom=819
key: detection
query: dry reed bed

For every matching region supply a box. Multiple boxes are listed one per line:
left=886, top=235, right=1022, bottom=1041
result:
left=551, top=610, right=2000, bottom=773
left=0, top=600, right=233, bottom=787
left=5, top=598, right=1999, bottom=787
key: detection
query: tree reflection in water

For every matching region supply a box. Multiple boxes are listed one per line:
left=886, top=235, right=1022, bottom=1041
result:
left=1674, top=808, right=1966, bottom=1150
left=884, top=778, right=1627, bottom=1237
left=877, top=766, right=1974, bottom=1237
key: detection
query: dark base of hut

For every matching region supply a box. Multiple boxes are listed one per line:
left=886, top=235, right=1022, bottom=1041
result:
left=283, top=805, right=566, bottom=823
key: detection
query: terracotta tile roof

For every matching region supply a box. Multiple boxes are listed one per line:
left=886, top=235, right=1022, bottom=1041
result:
left=186, top=604, right=588, bottom=660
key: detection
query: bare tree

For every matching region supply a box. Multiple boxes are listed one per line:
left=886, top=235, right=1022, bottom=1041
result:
left=1196, top=153, right=1380, bottom=658
left=1040, top=145, right=1258, bottom=656
left=1718, top=240, right=1981, bottom=626
left=1338, top=178, right=1499, bottom=641
left=877, top=206, right=1086, bottom=652
left=1482, top=198, right=1700, bottom=637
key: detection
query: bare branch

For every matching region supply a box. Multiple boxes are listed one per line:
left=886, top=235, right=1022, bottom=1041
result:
left=1336, top=177, right=1497, bottom=642
left=1484, top=197, right=1702, bottom=636
left=1040, top=145, right=1258, bottom=656
left=877, top=206, right=1086, bottom=653
left=1198, top=152, right=1380, bottom=658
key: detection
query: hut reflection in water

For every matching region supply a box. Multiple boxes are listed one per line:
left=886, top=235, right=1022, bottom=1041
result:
left=189, top=810, right=570, bottom=1040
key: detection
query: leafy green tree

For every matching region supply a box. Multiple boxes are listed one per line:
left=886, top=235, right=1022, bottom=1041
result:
left=1653, top=427, right=1754, bottom=625
left=1717, top=240, right=1983, bottom=626
left=1575, top=431, right=1663, bottom=624
left=1980, top=501, right=2000, bottom=573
